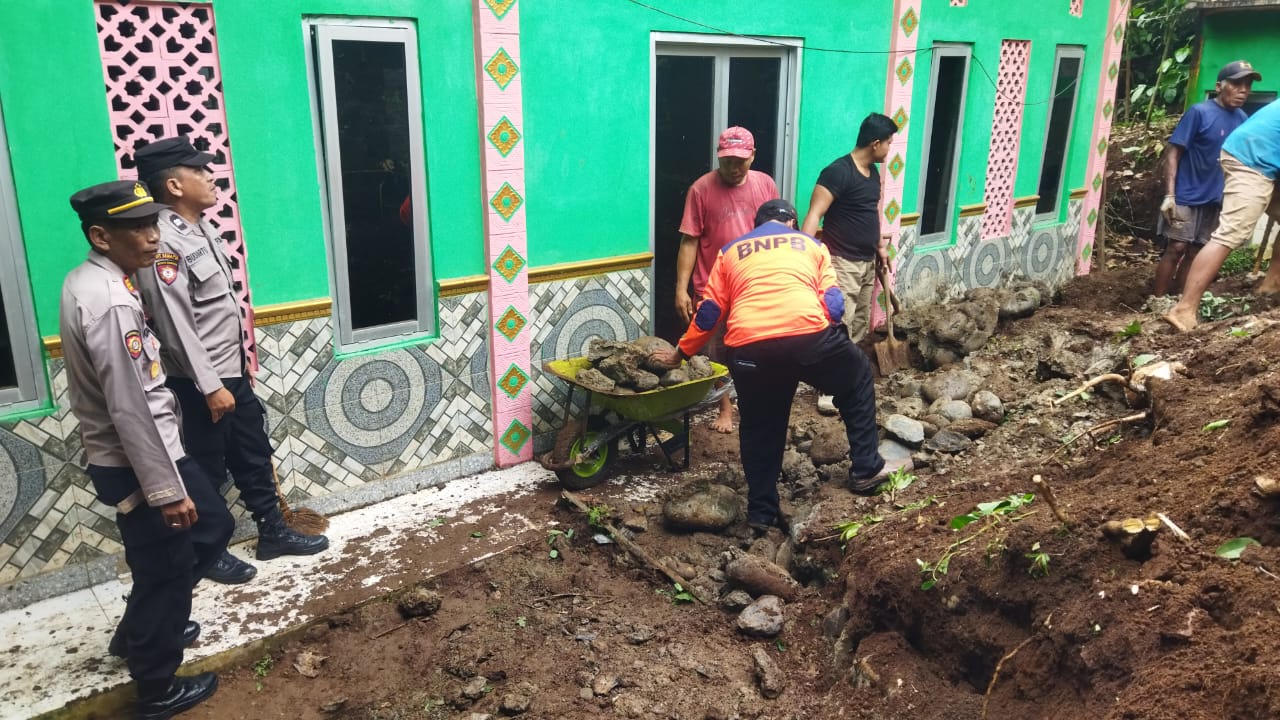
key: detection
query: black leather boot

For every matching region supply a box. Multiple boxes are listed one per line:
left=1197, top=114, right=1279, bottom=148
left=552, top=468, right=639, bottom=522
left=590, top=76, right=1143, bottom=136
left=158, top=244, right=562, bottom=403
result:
left=135, top=672, right=218, bottom=720
left=204, top=550, right=257, bottom=584
left=255, top=511, right=329, bottom=561
left=109, top=621, right=200, bottom=660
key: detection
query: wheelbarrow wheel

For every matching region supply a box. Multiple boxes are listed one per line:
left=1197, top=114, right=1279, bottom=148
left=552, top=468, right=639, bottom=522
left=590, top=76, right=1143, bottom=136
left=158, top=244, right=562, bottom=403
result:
left=556, top=431, right=617, bottom=490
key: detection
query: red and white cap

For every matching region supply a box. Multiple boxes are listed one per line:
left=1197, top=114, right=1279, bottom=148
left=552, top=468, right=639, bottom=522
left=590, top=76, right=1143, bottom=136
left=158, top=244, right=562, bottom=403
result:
left=716, top=126, right=755, bottom=159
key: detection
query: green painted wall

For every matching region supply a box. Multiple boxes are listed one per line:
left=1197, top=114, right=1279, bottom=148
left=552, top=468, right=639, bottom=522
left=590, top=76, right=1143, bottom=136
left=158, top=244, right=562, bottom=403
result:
left=905, top=0, right=1110, bottom=242
left=1192, top=10, right=1280, bottom=103
left=519, top=2, right=892, bottom=266
left=0, top=2, right=119, bottom=337
left=215, top=0, right=483, bottom=302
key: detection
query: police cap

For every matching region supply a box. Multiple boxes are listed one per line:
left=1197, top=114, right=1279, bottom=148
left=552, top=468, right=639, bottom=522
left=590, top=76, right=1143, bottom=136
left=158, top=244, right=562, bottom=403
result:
left=69, top=181, right=168, bottom=223
left=134, top=135, right=216, bottom=178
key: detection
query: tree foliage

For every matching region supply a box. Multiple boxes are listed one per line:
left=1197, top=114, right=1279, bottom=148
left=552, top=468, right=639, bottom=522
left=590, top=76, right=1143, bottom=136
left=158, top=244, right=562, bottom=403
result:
left=1121, top=0, right=1197, bottom=125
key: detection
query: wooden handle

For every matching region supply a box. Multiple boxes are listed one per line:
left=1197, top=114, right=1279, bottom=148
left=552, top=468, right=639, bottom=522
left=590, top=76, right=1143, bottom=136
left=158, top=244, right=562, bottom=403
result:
left=875, top=262, right=896, bottom=335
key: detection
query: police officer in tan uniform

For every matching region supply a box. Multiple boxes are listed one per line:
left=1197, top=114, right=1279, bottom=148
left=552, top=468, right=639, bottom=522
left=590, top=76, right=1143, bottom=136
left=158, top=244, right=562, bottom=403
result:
left=61, top=180, right=232, bottom=719
left=133, top=137, right=328, bottom=585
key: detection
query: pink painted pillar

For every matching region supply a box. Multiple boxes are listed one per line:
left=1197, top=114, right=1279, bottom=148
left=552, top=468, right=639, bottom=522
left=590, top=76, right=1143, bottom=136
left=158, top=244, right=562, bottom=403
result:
left=94, top=0, right=257, bottom=371
left=1077, top=0, right=1129, bottom=274
left=475, top=0, right=533, bottom=466
left=875, top=0, right=921, bottom=328
left=981, top=40, right=1032, bottom=240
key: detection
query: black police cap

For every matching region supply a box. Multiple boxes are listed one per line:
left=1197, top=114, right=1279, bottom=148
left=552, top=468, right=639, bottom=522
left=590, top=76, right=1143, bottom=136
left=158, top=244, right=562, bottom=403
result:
left=133, top=135, right=216, bottom=179
left=69, top=181, right=168, bottom=223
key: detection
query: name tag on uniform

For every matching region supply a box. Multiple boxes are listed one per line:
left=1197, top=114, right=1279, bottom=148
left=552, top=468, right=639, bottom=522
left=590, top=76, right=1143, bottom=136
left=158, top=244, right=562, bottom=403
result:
left=150, top=361, right=160, bottom=379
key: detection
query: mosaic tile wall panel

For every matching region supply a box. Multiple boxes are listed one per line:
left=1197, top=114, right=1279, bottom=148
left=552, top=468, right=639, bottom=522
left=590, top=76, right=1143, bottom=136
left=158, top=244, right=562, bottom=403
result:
left=529, top=269, right=651, bottom=451
left=981, top=40, right=1031, bottom=240
left=894, top=202, right=1083, bottom=308
left=0, top=291, right=493, bottom=584
left=1078, top=0, right=1129, bottom=273
left=879, top=0, right=922, bottom=327
left=476, top=0, right=533, bottom=467
left=95, top=0, right=257, bottom=371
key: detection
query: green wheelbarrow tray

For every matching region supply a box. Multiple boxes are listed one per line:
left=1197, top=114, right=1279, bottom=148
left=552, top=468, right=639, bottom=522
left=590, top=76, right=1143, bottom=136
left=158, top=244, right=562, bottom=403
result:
left=543, top=357, right=729, bottom=423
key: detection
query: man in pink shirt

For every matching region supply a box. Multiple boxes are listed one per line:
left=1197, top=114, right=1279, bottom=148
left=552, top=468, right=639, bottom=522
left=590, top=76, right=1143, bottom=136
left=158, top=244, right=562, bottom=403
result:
left=674, top=127, right=779, bottom=433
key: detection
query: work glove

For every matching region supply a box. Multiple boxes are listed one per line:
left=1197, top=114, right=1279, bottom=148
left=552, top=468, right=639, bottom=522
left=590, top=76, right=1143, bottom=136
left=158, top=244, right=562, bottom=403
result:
left=1160, top=195, right=1177, bottom=224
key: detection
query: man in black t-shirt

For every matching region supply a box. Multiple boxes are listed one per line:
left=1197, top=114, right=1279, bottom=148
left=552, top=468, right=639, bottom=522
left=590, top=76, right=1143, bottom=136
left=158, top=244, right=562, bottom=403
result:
left=802, top=113, right=898, bottom=413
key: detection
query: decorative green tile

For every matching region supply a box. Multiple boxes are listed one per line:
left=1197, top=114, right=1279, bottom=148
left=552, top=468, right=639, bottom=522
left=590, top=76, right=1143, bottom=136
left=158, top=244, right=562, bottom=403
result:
left=490, top=182, right=523, bottom=221
left=495, top=306, right=527, bottom=341
left=1107, top=61, right=1118, bottom=81
left=493, top=245, right=526, bottom=283
left=1096, top=138, right=1108, bottom=155
left=884, top=199, right=901, bottom=224
left=1103, top=100, right=1113, bottom=118
left=1087, top=208, right=1098, bottom=226
left=886, top=242, right=898, bottom=261
left=1092, top=173, right=1103, bottom=192
left=900, top=7, right=919, bottom=36
left=484, top=0, right=516, bottom=20
left=888, top=153, right=905, bottom=179
left=1081, top=243, right=1092, bottom=260
left=896, top=57, right=914, bottom=85
left=498, top=364, right=530, bottom=399
left=485, top=48, right=519, bottom=90
left=488, top=117, right=521, bottom=157
left=500, top=419, right=531, bottom=454
left=1114, top=24, right=1124, bottom=44
left=892, top=107, right=909, bottom=129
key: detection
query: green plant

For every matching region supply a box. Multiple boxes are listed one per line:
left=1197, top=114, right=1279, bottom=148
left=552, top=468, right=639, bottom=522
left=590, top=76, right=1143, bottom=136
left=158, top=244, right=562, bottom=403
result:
left=875, top=466, right=917, bottom=497
left=835, top=515, right=883, bottom=544
left=546, top=528, right=574, bottom=559
left=515, top=615, right=527, bottom=628
left=671, top=583, right=695, bottom=604
left=1026, top=542, right=1051, bottom=578
left=917, top=493, right=1037, bottom=590
left=587, top=504, right=613, bottom=528
left=427, top=517, right=446, bottom=528
left=1228, top=327, right=1252, bottom=338
left=470, top=531, right=485, bottom=538
left=1202, top=419, right=1230, bottom=432
left=1132, top=353, right=1157, bottom=368
left=253, top=654, right=274, bottom=692
left=1215, top=537, right=1260, bottom=560
left=1123, top=0, right=1195, bottom=124
left=774, top=639, right=787, bottom=652
left=1116, top=320, right=1143, bottom=339
left=1200, top=292, right=1251, bottom=321
left=1219, top=246, right=1259, bottom=276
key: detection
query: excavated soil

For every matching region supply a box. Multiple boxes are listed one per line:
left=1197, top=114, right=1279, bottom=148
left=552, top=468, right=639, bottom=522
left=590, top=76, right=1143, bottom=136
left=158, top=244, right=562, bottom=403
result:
left=178, top=245, right=1280, bottom=720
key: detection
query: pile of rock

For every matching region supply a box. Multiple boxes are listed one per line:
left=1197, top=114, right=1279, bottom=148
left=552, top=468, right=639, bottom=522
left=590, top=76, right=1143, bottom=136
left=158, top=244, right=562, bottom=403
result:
left=574, top=336, right=715, bottom=394
left=895, top=282, right=1052, bottom=368
left=877, top=367, right=1006, bottom=463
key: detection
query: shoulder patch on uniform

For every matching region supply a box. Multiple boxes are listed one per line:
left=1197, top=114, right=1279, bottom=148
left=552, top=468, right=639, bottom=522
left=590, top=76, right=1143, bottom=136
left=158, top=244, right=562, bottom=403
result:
left=154, top=252, right=180, bottom=285
left=168, top=214, right=190, bottom=233
left=124, top=330, right=143, bottom=359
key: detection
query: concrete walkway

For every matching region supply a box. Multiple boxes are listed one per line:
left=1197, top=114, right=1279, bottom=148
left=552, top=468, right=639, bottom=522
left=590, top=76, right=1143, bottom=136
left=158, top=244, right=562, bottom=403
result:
left=0, top=463, right=574, bottom=719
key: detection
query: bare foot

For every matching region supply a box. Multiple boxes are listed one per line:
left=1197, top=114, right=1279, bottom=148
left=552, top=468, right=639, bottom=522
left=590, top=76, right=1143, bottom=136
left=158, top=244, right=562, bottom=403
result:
left=1163, top=307, right=1198, bottom=332
left=711, top=410, right=735, bottom=434
left=1255, top=281, right=1280, bottom=296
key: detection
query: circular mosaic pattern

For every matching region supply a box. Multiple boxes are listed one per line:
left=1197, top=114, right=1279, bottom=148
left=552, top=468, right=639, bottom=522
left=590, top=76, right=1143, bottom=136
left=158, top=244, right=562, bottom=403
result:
left=1023, top=228, right=1066, bottom=281
left=544, top=289, right=637, bottom=362
left=963, top=238, right=1008, bottom=289
left=0, top=426, right=46, bottom=542
left=905, top=250, right=945, bottom=300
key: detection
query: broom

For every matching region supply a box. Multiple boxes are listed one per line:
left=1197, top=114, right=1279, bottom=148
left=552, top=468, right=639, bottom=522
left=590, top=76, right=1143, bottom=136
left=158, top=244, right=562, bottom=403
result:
left=271, top=460, right=330, bottom=535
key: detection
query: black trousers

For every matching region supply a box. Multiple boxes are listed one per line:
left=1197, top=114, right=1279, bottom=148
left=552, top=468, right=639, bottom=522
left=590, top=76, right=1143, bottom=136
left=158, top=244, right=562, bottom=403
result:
left=167, top=375, right=279, bottom=522
left=727, top=325, right=884, bottom=525
left=88, top=458, right=233, bottom=693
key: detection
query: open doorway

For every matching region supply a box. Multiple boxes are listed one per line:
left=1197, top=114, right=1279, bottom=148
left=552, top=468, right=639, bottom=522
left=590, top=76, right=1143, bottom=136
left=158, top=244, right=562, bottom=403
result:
left=650, top=35, right=799, bottom=341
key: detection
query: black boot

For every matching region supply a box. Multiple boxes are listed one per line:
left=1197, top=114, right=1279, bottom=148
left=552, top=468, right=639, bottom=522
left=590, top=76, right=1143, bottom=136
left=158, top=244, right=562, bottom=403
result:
left=135, top=672, right=218, bottom=720
left=255, top=511, right=329, bottom=561
left=204, top=550, right=257, bottom=584
left=110, top=621, right=200, bottom=660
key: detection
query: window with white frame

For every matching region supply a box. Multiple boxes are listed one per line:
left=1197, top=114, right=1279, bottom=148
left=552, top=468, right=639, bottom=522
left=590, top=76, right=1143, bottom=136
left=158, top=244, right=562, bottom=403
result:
left=0, top=99, right=46, bottom=413
left=918, top=44, right=971, bottom=244
left=1036, top=47, right=1084, bottom=220
left=307, top=19, right=434, bottom=351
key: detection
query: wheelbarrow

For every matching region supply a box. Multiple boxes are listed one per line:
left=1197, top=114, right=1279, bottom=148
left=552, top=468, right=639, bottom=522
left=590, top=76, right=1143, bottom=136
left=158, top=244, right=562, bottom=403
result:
left=539, top=356, right=730, bottom=490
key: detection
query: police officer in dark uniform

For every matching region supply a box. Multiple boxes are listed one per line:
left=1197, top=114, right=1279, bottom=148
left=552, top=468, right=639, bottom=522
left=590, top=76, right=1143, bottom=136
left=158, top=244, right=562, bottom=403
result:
left=61, top=180, right=233, bottom=719
left=133, top=137, right=328, bottom=585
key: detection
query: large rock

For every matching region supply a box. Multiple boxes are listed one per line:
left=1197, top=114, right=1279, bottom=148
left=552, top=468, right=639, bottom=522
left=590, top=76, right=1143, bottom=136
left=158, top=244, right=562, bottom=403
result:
left=924, top=430, right=973, bottom=454
left=751, top=646, right=787, bottom=698
left=395, top=587, right=442, bottom=618
left=998, top=286, right=1042, bottom=320
left=574, top=367, right=615, bottom=393
left=877, top=438, right=914, bottom=463
left=883, top=414, right=924, bottom=447
left=971, top=390, right=1004, bottom=423
left=920, top=370, right=973, bottom=403
left=737, top=595, right=785, bottom=638
left=928, top=399, right=973, bottom=423
left=780, top=448, right=817, bottom=483
left=808, top=425, right=850, bottom=465
left=659, top=368, right=690, bottom=387
left=663, top=484, right=742, bottom=531
left=725, top=553, right=800, bottom=601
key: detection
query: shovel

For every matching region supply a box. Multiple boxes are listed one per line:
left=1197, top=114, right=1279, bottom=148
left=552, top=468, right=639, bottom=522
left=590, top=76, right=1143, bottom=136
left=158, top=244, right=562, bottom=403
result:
left=873, top=262, right=910, bottom=374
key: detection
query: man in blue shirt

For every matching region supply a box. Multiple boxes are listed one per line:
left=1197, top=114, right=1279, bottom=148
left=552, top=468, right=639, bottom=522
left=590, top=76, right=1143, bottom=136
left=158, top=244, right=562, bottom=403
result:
left=1153, top=61, right=1255, bottom=295
left=1166, top=95, right=1280, bottom=332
